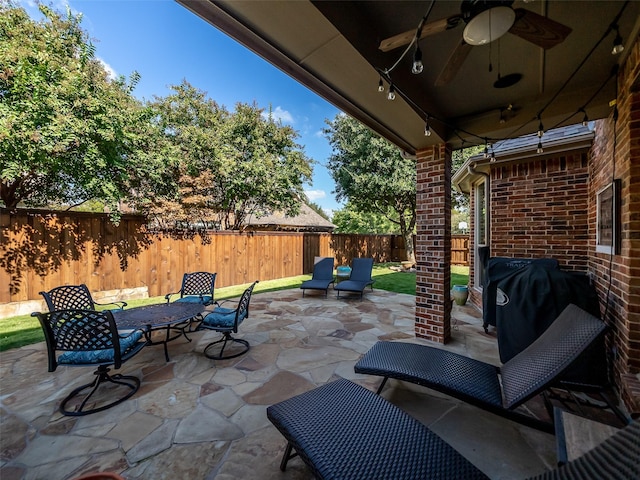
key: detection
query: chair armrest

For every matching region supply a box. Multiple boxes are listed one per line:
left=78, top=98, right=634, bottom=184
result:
left=95, top=300, right=127, bottom=310
left=165, top=292, right=179, bottom=303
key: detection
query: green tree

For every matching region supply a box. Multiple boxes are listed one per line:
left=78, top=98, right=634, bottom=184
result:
left=306, top=200, right=331, bottom=221
left=147, top=82, right=314, bottom=230
left=332, top=202, right=399, bottom=234
left=0, top=3, right=161, bottom=213
left=325, top=114, right=416, bottom=262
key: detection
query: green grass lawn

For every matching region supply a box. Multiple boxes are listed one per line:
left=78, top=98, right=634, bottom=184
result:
left=0, top=264, right=469, bottom=352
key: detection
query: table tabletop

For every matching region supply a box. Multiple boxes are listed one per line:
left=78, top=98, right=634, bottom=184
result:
left=113, top=302, right=205, bottom=330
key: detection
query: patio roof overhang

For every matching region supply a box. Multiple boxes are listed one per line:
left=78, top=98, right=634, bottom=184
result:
left=177, top=0, right=640, bottom=154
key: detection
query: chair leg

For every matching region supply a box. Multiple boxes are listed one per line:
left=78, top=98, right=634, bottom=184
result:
left=279, top=442, right=298, bottom=471
left=204, top=333, right=250, bottom=360
left=60, top=365, right=140, bottom=416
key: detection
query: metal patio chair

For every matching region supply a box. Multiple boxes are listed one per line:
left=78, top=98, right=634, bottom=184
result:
left=40, top=284, right=127, bottom=311
left=34, top=309, right=147, bottom=416
left=197, top=280, right=258, bottom=360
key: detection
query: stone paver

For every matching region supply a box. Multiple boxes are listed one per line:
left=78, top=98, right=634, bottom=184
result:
left=0, top=288, right=556, bottom=479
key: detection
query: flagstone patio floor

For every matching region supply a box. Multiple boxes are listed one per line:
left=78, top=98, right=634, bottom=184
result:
left=1, top=288, right=558, bottom=479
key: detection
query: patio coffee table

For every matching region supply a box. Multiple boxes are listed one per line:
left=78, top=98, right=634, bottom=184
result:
left=113, top=303, right=205, bottom=362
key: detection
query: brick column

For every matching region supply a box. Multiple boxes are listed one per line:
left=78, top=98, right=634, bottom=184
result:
left=415, top=144, right=452, bottom=343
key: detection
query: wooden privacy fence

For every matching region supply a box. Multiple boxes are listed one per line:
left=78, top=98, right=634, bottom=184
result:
left=0, top=209, right=469, bottom=304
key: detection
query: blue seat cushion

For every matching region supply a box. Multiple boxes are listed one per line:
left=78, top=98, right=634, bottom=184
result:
left=202, top=307, right=246, bottom=329
left=58, top=330, right=144, bottom=365
left=175, top=295, right=213, bottom=305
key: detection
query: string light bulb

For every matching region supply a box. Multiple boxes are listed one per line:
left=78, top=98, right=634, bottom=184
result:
left=378, top=77, right=385, bottom=93
left=387, top=84, right=396, bottom=101
left=412, top=45, right=424, bottom=74
left=612, top=25, right=624, bottom=55
left=536, top=140, right=544, bottom=154
left=483, top=141, right=489, bottom=159
left=424, top=115, right=431, bottom=136
left=581, top=109, right=589, bottom=126
left=537, top=117, right=544, bottom=137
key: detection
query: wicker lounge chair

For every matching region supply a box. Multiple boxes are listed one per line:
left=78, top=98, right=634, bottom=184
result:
left=267, top=378, right=639, bottom=479
left=267, top=378, right=489, bottom=479
left=300, top=257, right=335, bottom=297
left=334, top=257, right=374, bottom=299
left=355, top=304, right=607, bottom=433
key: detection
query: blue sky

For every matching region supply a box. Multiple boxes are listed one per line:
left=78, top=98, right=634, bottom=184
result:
left=21, top=0, right=342, bottom=215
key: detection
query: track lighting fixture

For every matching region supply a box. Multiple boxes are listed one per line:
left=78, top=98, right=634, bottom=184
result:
left=412, top=45, right=424, bottom=74
left=378, top=77, right=385, bottom=92
left=387, top=84, right=396, bottom=101
left=536, top=141, right=543, bottom=154
left=424, top=115, right=431, bottom=136
left=611, top=24, right=624, bottom=55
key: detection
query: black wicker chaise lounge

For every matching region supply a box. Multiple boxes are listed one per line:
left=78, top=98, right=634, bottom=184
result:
left=267, top=378, right=639, bottom=479
left=354, top=304, right=608, bottom=433
left=267, top=378, right=489, bottom=479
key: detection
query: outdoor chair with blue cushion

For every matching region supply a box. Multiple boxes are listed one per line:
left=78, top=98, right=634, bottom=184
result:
left=355, top=304, right=609, bottom=433
left=197, top=280, right=258, bottom=360
left=267, top=378, right=639, bottom=479
left=34, top=309, right=147, bottom=416
left=165, top=272, right=217, bottom=305
left=334, top=257, right=375, bottom=299
left=300, top=257, right=335, bottom=297
left=41, top=284, right=127, bottom=311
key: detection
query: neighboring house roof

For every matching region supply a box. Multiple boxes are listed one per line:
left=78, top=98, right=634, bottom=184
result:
left=245, top=203, right=335, bottom=232
left=453, top=124, right=595, bottom=194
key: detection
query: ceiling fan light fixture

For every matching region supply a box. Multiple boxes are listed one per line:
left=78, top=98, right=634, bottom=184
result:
left=463, top=6, right=515, bottom=46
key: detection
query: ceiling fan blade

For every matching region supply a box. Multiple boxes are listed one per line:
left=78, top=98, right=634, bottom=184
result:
left=435, top=39, right=473, bottom=86
left=509, top=8, right=572, bottom=49
left=379, top=15, right=462, bottom=52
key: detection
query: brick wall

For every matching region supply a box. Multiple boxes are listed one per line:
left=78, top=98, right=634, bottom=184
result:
left=490, top=153, right=591, bottom=271
left=589, top=39, right=640, bottom=413
left=415, top=144, right=452, bottom=343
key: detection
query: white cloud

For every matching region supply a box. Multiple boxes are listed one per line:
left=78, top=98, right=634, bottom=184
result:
left=305, top=189, right=326, bottom=201
left=323, top=208, right=334, bottom=220
left=263, top=106, right=294, bottom=124
left=97, top=57, right=117, bottom=80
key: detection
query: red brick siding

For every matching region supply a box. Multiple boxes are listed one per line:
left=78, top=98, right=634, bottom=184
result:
left=489, top=153, right=591, bottom=271
left=589, top=38, right=640, bottom=412
left=415, top=144, right=452, bottom=343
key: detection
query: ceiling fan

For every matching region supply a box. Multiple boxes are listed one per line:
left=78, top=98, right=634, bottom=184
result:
left=379, top=0, right=572, bottom=86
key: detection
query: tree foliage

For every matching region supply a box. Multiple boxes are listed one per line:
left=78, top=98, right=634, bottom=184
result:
left=0, top=3, right=163, bottom=214
left=146, top=82, right=313, bottom=230
left=324, top=114, right=416, bottom=261
left=306, top=200, right=331, bottom=221
left=332, top=202, right=399, bottom=234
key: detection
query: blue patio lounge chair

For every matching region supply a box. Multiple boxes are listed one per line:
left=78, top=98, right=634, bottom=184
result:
left=300, top=257, right=335, bottom=297
left=354, top=304, right=609, bottom=433
left=267, top=378, right=639, bottom=479
left=334, top=257, right=374, bottom=299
